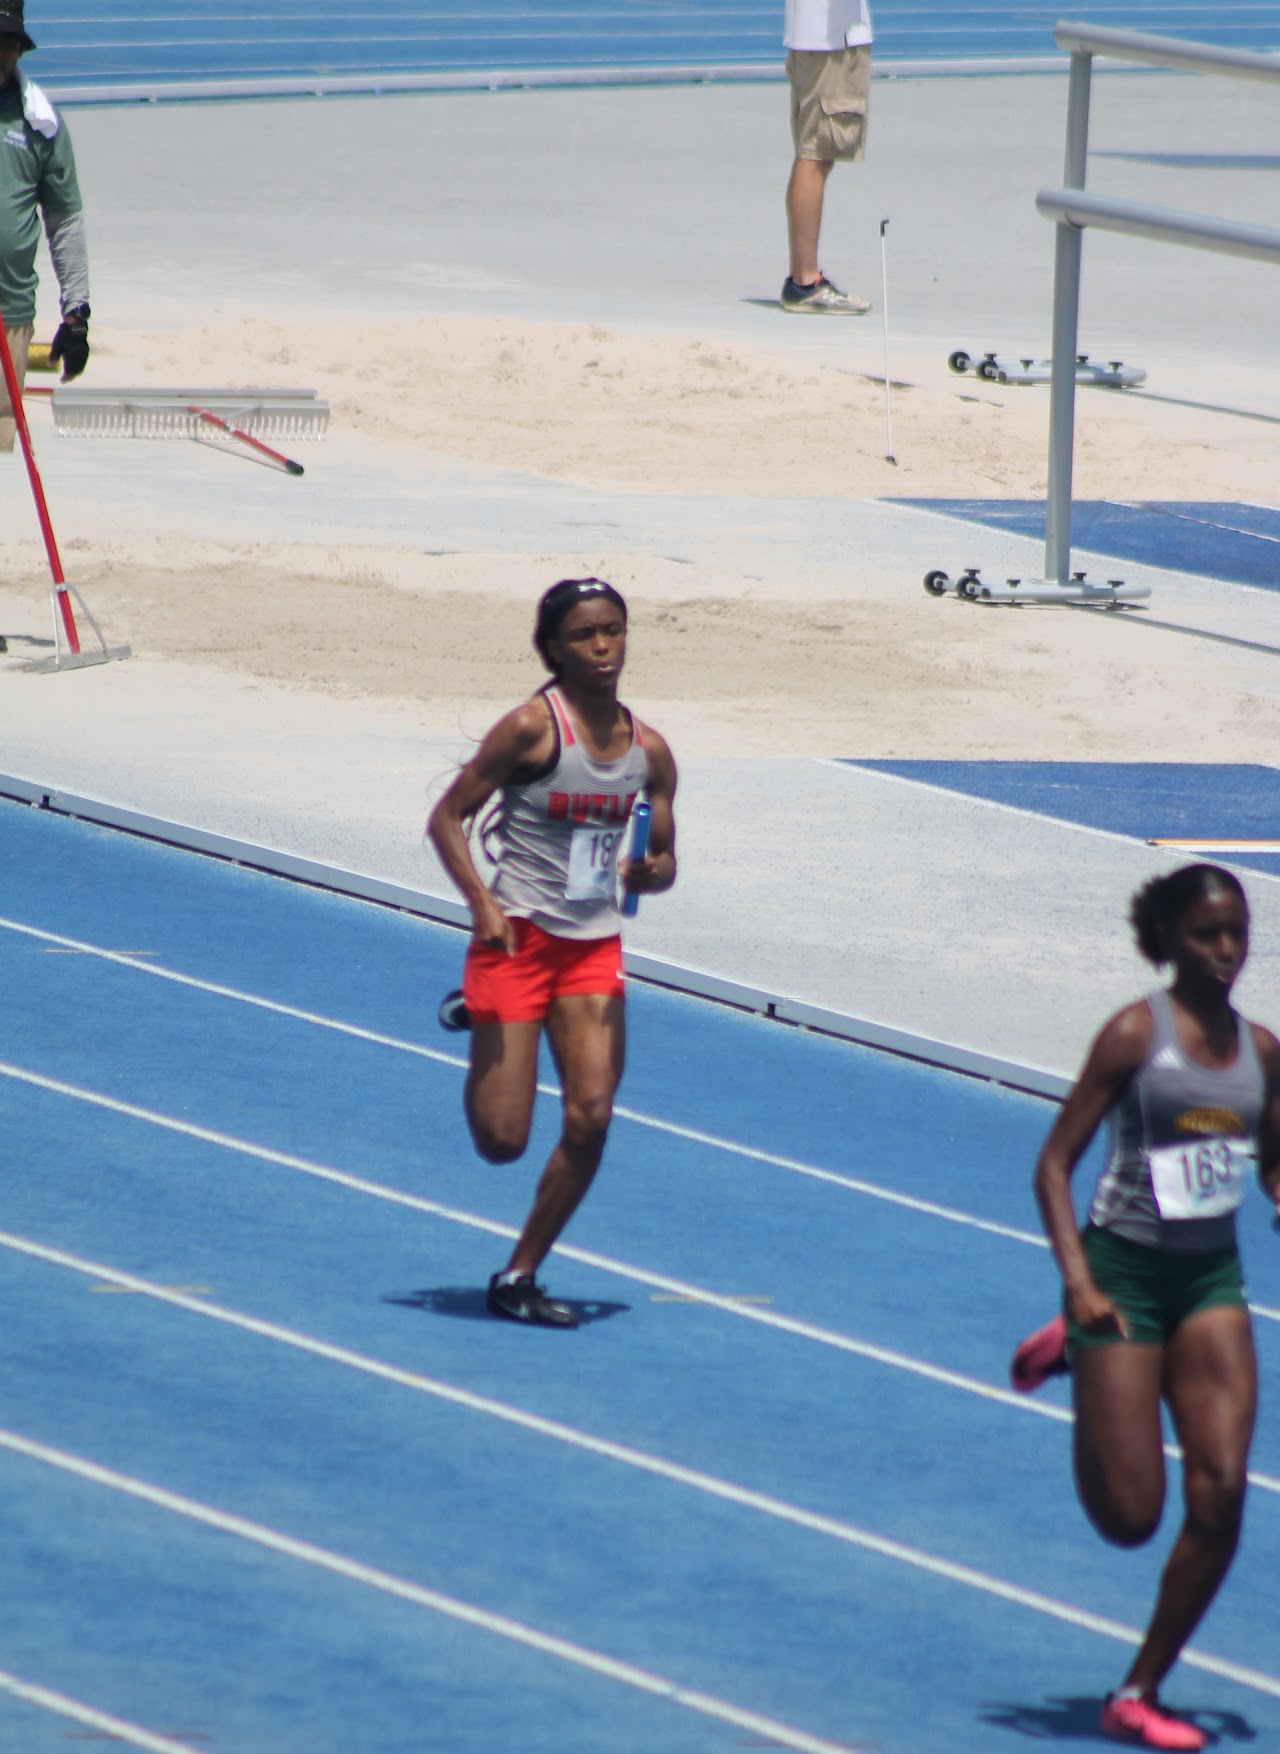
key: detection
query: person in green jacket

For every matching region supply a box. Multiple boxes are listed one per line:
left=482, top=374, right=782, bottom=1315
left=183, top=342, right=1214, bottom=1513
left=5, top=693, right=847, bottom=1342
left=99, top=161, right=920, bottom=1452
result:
left=0, top=1, right=90, bottom=451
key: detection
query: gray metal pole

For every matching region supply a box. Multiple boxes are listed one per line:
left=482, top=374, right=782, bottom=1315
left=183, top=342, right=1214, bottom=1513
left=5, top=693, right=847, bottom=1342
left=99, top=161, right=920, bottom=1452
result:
left=1044, top=46, right=1092, bottom=586
left=1054, top=21, right=1280, bottom=83
left=1036, top=189, right=1280, bottom=266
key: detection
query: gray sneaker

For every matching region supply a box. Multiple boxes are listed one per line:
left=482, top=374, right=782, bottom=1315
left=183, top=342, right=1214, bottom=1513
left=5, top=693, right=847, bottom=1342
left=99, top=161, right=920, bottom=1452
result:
left=780, top=274, right=870, bottom=315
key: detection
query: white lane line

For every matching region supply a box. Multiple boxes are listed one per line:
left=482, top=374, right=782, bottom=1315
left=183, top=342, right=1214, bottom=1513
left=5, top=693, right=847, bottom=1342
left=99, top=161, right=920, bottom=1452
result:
left=4, top=1408, right=1280, bottom=1708
left=0, top=1426, right=870, bottom=1754
left=0, top=1057, right=1071, bottom=1417
left=6, top=1056, right=1280, bottom=1457
left=7, top=1219, right=1280, bottom=1606
left=0, top=913, right=468, bottom=1070
left=5, top=1053, right=1280, bottom=1471
left=0, top=1666, right=205, bottom=1754
left=0, top=912, right=1050, bottom=1249
left=25, top=917, right=1280, bottom=1306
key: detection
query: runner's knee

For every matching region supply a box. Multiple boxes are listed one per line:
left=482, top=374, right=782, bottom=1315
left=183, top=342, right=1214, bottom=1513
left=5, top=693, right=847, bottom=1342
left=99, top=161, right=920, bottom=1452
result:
left=562, top=1093, right=612, bottom=1157
left=1185, top=1462, right=1247, bottom=1546
left=468, top=1114, right=530, bottom=1164
left=1079, top=1466, right=1164, bottom=1548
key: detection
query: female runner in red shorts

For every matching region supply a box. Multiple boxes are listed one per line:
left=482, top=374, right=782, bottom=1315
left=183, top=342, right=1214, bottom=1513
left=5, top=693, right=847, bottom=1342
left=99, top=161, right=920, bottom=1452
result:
left=428, top=579, right=677, bottom=1328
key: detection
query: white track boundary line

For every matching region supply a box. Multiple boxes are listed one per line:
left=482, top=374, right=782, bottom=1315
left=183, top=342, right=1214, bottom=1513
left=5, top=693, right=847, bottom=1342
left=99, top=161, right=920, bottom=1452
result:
left=0, top=1055, right=1073, bottom=1417
left=9, top=933, right=1280, bottom=1321
left=10, top=1065, right=1280, bottom=1496
left=0, top=1667, right=204, bottom=1754
left=0, top=1426, right=871, bottom=1754
left=0, top=912, right=1050, bottom=1250
left=4, top=1374, right=1280, bottom=1708
left=8, top=1217, right=1280, bottom=1577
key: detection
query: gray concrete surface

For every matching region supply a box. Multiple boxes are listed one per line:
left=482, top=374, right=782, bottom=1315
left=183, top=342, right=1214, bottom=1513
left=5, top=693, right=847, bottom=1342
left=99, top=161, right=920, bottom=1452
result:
left=3, top=71, right=1279, bottom=1083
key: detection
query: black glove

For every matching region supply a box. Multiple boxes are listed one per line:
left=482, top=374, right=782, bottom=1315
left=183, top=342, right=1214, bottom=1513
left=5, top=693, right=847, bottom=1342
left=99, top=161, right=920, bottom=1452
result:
left=49, top=305, right=90, bottom=381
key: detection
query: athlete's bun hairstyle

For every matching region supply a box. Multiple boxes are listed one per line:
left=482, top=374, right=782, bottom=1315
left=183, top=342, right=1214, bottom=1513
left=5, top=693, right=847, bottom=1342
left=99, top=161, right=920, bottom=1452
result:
left=534, top=577, right=628, bottom=672
left=1129, top=863, right=1247, bottom=966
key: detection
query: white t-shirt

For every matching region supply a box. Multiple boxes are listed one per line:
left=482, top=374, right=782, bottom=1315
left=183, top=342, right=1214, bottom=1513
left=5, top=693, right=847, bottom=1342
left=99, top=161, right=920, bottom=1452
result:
left=784, top=0, right=873, bottom=50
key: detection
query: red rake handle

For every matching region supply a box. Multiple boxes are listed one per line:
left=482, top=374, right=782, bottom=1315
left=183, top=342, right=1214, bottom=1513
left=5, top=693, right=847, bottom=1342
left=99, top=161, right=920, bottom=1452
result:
left=189, top=404, right=304, bottom=475
left=0, top=315, right=79, bottom=652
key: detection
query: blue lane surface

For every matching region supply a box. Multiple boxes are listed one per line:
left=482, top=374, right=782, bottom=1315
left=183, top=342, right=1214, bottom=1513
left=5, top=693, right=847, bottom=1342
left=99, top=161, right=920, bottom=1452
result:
left=845, top=760, right=1280, bottom=878
left=26, top=2, right=1280, bottom=90
left=897, top=500, right=1280, bottom=590
left=4, top=797, right=1280, bottom=1752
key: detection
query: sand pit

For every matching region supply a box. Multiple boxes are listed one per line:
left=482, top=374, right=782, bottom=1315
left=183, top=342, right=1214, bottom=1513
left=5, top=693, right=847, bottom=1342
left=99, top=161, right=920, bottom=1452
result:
left=3, top=312, right=1278, bottom=765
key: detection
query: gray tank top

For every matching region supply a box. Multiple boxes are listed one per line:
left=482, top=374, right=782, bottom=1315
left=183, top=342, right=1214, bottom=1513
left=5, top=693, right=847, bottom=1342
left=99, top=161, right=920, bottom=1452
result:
left=489, top=685, right=650, bottom=941
left=1089, top=988, right=1264, bottom=1252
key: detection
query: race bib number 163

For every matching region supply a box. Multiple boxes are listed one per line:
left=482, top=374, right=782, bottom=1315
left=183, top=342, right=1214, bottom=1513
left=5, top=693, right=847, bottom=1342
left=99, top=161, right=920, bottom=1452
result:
left=1148, top=1137, right=1255, bottom=1221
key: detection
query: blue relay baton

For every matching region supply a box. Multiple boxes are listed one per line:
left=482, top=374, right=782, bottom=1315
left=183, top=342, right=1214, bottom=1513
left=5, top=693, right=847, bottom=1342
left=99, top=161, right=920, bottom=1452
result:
left=621, top=800, right=652, bottom=918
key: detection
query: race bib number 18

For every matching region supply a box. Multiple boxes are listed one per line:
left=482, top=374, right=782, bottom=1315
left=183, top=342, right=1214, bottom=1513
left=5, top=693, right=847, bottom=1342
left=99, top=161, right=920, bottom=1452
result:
left=1148, top=1137, right=1255, bottom=1221
left=566, top=825, right=623, bottom=902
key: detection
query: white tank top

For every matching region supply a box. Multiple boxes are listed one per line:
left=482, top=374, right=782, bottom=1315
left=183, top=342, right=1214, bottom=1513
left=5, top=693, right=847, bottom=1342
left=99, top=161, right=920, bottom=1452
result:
left=489, top=686, right=650, bottom=941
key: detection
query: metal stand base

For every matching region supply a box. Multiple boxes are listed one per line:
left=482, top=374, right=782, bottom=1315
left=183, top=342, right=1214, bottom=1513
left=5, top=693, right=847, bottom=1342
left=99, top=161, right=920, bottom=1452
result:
left=18, top=581, right=133, bottom=674
left=923, top=567, right=1150, bottom=606
left=948, top=349, right=1145, bottom=388
left=23, top=645, right=133, bottom=674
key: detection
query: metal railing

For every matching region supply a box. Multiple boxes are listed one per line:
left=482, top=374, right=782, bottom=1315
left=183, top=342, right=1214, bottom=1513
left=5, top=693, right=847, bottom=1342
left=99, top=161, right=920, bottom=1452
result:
left=1040, top=22, right=1280, bottom=587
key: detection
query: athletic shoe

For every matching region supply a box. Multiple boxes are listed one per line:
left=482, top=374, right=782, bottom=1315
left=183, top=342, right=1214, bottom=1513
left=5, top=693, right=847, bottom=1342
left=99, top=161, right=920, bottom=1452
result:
left=1100, top=1691, right=1205, bottom=1750
left=780, top=274, right=871, bottom=315
left=487, top=1272, right=579, bottom=1329
left=437, top=988, right=471, bottom=1032
left=1010, top=1313, right=1070, bottom=1392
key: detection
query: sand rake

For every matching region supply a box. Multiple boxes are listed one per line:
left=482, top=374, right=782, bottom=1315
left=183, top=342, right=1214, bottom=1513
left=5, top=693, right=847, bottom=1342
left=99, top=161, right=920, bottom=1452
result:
left=48, top=386, right=329, bottom=474
left=0, top=315, right=130, bottom=674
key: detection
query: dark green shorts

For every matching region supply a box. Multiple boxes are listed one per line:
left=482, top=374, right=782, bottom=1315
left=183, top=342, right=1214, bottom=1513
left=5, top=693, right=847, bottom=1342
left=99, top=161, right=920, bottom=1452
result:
left=1066, top=1223, right=1246, bottom=1354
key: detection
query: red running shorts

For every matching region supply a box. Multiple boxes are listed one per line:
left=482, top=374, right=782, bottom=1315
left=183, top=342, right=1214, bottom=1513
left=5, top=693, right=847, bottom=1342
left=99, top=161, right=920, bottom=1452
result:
left=462, top=918, right=625, bottom=1024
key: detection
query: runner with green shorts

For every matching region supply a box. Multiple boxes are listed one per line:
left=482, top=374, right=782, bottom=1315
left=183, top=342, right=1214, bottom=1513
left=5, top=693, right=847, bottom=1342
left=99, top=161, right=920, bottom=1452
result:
left=1010, top=865, right=1280, bottom=1751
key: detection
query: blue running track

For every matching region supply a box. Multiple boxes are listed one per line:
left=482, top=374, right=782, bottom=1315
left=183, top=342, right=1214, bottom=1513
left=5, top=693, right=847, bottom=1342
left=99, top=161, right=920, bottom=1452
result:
left=28, top=2, right=1280, bottom=93
left=4, top=788, right=1280, bottom=1751
left=899, top=501, right=1280, bottom=592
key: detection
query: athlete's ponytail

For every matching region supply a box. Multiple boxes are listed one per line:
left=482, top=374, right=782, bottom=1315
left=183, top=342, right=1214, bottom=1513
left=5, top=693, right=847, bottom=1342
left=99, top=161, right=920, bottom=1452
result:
left=1129, top=863, right=1247, bottom=965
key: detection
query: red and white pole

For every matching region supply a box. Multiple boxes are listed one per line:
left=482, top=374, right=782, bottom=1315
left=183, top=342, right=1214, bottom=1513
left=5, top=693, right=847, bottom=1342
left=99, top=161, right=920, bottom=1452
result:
left=0, top=308, right=80, bottom=655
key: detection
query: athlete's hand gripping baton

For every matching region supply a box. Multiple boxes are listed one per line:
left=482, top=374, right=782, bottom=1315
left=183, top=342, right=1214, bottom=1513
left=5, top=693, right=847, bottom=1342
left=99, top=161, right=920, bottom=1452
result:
left=621, top=800, right=652, bottom=918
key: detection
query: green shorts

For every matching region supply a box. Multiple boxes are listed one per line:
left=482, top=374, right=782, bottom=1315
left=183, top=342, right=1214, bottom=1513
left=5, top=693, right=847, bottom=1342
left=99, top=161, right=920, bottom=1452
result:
left=1066, top=1223, right=1246, bottom=1354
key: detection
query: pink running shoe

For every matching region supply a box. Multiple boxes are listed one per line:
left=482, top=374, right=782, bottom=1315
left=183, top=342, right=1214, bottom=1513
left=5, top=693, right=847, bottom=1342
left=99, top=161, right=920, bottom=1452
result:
left=1010, top=1313, right=1069, bottom=1392
left=1100, top=1691, right=1205, bottom=1750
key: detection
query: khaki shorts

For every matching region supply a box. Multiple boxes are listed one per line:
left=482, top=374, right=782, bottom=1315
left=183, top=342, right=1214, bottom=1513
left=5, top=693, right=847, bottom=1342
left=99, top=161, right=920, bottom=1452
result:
left=788, top=46, right=871, bottom=163
left=0, top=322, right=34, bottom=454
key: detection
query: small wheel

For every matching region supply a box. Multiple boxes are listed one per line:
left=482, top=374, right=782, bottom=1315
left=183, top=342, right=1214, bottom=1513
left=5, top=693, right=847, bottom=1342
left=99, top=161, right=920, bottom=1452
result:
left=923, top=569, right=950, bottom=597
left=947, top=351, right=970, bottom=374
left=956, top=572, right=980, bottom=599
left=975, top=359, right=1000, bottom=381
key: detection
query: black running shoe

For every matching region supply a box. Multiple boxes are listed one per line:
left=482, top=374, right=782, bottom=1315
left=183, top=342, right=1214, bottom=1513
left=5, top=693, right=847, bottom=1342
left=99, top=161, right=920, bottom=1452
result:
left=487, top=1272, right=579, bottom=1328
left=438, top=988, right=471, bottom=1032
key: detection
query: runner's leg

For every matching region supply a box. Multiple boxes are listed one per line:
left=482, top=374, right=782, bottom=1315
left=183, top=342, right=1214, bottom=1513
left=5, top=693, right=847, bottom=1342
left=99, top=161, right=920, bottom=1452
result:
left=1121, top=1304, right=1257, bottom=1694
left=465, top=1019, right=543, bottom=1163
left=501, top=991, right=625, bottom=1276
left=1072, top=1342, right=1167, bottom=1546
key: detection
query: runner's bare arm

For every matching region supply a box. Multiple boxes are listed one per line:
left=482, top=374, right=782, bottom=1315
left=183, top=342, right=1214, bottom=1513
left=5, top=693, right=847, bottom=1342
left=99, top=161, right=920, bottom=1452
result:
left=624, top=726, right=678, bottom=898
left=427, top=700, right=554, bottom=946
left=1252, top=1025, right=1280, bottom=1220
left=1033, top=1002, right=1152, bottom=1336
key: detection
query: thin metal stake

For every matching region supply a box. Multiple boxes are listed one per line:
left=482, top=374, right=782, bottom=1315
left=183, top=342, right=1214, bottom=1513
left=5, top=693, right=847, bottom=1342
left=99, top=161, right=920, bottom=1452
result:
left=879, top=218, right=896, bottom=464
